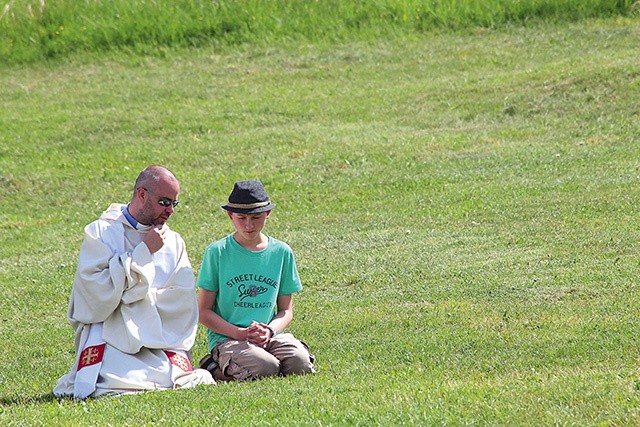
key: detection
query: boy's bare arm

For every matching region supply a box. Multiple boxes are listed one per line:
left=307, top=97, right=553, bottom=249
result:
left=197, top=288, right=249, bottom=341
left=267, top=294, right=294, bottom=333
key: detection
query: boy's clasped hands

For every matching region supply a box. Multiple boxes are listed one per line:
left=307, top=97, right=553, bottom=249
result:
left=246, top=321, right=273, bottom=348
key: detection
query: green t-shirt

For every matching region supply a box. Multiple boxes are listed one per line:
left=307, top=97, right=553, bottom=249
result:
left=197, top=234, right=303, bottom=351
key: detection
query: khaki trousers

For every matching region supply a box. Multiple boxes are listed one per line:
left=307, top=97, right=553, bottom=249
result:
left=208, top=333, right=315, bottom=381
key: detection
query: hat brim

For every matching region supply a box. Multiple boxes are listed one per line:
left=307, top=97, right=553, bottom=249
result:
left=221, top=202, right=275, bottom=214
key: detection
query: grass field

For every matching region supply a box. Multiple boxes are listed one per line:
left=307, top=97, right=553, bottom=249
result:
left=1, top=2, right=640, bottom=426
left=1, top=0, right=636, bottom=63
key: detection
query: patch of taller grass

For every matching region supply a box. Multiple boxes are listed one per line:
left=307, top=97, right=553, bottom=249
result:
left=1, top=0, right=637, bottom=64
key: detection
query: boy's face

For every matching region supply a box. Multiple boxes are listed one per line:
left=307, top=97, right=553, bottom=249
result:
left=228, top=211, right=270, bottom=240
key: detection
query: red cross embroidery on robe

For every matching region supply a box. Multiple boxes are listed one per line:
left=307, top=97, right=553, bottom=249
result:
left=78, top=344, right=106, bottom=370
left=165, top=351, right=193, bottom=372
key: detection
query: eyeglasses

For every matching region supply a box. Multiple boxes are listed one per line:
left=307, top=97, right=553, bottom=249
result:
left=140, top=187, right=180, bottom=208
left=158, top=197, right=179, bottom=208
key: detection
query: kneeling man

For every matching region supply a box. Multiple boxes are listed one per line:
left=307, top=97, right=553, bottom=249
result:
left=54, top=165, right=214, bottom=398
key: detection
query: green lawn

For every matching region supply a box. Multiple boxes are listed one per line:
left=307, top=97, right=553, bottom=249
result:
left=1, top=18, right=640, bottom=426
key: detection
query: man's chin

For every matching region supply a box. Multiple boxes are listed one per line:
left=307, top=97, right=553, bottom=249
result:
left=153, top=218, right=168, bottom=226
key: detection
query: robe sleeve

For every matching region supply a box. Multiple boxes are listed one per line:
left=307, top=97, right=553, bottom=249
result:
left=103, top=231, right=198, bottom=353
left=147, top=238, right=198, bottom=350
left=69, top=220, right=155, bottom=325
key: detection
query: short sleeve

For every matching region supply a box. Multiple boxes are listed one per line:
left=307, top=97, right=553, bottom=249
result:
left=278, top=244, right=302, bottom=295
left=197, top=244, right=220, bottom=292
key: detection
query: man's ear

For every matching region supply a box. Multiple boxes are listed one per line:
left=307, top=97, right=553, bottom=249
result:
left=265, top=210, right=272, bottom=218
left=227, top=211, right=234, bottom=220
left=135, top=187, right=146, bottom=201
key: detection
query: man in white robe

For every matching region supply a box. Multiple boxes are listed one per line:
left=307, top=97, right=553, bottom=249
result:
left=54, top=165, right=214, bottom=398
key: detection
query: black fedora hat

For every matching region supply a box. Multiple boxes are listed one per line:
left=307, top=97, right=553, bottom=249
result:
left=222, top=180, right=276, bottom=214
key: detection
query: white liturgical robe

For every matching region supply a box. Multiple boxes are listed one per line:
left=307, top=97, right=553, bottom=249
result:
left=54, top=204, right=214, bottom=398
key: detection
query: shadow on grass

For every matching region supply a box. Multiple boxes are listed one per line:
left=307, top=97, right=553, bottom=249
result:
left=0, top=393, right=59, bottom=406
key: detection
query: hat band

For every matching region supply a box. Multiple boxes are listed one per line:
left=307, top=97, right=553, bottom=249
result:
left=226, top=201, right=270, bottom=209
